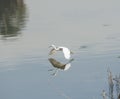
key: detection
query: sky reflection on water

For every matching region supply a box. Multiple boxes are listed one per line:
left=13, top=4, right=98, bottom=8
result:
left=0, top=0, right=120, bottom=99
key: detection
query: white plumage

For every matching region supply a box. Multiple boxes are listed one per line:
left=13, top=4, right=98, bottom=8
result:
left=49, top=44, right=73, bottom=59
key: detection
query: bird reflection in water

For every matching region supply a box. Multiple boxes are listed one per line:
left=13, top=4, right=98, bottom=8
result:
left=48, top=58, right=74, bottom=76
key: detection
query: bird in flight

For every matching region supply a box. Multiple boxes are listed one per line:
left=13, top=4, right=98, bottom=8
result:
left=49, top=44, right=73, bottom=59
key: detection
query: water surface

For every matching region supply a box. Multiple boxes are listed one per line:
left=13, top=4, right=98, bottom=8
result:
left=0, top=0, right=120, bottom=99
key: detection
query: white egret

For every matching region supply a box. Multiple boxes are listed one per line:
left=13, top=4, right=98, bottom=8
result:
left=49, top=44, right=73, bottom=59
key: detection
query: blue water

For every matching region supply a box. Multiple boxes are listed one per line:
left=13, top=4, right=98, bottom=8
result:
left=0, top=0, right=120, bottom=99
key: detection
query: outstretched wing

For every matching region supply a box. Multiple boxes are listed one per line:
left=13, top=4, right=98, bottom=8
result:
left=62, top=47, right=70, bottom=59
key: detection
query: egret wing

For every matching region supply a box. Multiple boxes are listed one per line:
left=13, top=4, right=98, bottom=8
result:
left=62, top=47, right=70, bottom=59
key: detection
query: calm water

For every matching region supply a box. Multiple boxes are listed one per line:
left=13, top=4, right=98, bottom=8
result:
left=0, top=0, right=120, bottom=99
